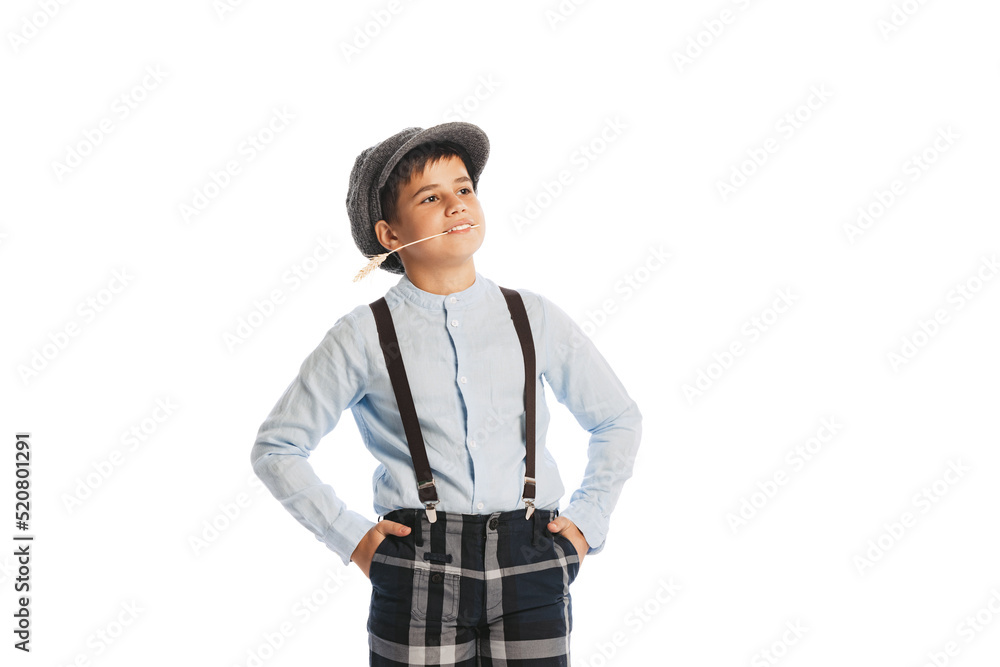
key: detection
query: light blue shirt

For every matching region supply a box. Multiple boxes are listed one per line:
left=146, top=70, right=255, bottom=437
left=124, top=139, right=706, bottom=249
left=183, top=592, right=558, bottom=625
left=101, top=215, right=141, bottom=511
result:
left=250, top=272, right=642, bottom=565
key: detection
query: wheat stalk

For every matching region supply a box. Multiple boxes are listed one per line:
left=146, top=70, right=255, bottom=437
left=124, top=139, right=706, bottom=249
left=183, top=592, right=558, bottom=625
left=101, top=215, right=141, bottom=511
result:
left=352, top=225, right=479, bottom=282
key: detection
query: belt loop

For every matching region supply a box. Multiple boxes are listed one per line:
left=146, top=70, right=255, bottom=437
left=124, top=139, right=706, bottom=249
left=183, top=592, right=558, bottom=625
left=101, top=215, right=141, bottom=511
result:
left=413, top=510, right=423, bottom=547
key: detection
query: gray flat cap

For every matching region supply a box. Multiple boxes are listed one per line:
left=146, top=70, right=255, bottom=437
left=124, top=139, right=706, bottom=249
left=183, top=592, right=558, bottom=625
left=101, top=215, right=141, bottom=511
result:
left=346, top=122, right=490, bottom=275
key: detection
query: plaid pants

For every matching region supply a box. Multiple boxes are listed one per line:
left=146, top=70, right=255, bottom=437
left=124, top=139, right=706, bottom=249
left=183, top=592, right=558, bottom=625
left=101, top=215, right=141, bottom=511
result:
left=368, top=508, right=580, bottom=666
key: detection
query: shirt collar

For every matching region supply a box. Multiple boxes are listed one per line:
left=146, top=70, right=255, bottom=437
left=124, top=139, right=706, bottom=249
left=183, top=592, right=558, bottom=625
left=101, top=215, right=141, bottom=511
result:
left=390, top=271, right=489, bottom=310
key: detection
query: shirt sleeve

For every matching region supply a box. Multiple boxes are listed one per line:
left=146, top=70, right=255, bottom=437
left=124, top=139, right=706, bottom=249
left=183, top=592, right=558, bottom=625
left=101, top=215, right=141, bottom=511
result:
left=535, top=292, right=643, bottom=555
left=249, top=310, right=375, bottom=565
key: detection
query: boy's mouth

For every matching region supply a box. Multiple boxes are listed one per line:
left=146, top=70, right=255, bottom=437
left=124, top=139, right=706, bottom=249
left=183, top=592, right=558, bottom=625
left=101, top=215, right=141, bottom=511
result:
left=445, top=222, right=477, bottom=233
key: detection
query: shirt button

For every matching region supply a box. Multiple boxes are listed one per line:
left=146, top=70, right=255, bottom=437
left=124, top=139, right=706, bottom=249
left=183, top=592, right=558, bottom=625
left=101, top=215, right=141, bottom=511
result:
left=451, top=319, right=459, bottom=327
left=476, top=502, right=484, bottom=510
left=460, top=376, right=467, bottom=384
left=469, top=440, right=477, bottom=449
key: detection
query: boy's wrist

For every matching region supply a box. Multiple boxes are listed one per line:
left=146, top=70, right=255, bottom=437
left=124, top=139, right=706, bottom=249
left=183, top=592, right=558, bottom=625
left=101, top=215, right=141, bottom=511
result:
left=322, top=511, right=377, bottom=566
left=559, top=503, right=605, bottom=556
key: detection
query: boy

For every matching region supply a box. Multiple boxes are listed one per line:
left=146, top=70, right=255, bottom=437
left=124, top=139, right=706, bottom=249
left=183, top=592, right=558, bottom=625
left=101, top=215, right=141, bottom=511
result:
left=250, top=121, right=642, bottom=666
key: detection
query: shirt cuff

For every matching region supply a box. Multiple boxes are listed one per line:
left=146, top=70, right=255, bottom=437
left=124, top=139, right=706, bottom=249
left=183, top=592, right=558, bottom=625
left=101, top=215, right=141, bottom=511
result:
left=559, top=501, right=610, bottom=556
left=320, top=509, right=376, bottom=566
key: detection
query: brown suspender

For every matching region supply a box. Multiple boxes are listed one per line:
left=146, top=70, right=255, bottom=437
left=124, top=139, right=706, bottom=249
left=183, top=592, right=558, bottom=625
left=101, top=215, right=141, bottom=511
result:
left=369, top=298, right=438, bottom=512
left=369, top=286, right=536, bottom=523
left=499, top=286, right=537, bottom=518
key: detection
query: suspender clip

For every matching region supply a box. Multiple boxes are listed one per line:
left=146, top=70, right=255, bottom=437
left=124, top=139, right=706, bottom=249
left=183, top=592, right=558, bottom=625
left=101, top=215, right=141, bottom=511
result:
left=523, top=475, right=536, bottom=519
left=418, top=480, right=438, bottom=523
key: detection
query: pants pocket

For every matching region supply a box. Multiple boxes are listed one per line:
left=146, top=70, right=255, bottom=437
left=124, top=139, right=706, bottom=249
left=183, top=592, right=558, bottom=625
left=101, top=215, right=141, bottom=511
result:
left=368, top=536, right=416, bottom=624
left=368, top=534, right=396, bottom=581
left=552, top=533, right=581, bottom=586
left=411, top=568, right=460, bottom=623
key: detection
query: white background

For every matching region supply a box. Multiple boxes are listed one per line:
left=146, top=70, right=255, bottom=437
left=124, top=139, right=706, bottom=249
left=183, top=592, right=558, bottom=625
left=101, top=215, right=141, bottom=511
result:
left=2, top=1, right=999, bottom=665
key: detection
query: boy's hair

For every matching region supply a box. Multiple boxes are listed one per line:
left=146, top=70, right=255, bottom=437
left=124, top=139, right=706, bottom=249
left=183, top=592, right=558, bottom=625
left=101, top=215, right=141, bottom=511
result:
left=378, top=140, right=477, bottom=228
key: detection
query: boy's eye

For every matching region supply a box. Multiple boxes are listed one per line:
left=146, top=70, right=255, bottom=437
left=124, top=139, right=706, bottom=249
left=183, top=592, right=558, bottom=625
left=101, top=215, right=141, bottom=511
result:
left=422, top=188, right=472, bottom=204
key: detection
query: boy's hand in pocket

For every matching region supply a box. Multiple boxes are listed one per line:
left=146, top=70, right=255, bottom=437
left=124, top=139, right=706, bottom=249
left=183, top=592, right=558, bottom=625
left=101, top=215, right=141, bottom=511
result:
left=351, top=520, right=411, bottom=578
left=547, top=516, right=589, bottom=565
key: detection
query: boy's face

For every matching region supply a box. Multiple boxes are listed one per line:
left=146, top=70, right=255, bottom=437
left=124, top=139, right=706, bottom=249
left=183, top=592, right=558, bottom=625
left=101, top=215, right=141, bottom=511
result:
left=374, top=154, right=485, bottom=275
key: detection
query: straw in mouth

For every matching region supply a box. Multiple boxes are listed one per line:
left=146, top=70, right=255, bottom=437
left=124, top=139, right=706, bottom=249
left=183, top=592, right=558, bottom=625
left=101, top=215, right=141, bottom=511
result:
left=352, top=224, right=480, bottom=282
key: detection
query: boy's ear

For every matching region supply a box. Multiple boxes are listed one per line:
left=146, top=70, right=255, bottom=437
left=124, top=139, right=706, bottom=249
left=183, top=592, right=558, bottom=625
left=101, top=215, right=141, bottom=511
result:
left=373, top=219, right=399, bottom=250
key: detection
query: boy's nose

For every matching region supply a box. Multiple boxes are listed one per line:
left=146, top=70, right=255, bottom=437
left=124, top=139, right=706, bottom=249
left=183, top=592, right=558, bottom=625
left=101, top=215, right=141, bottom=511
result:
left=445, top=193, right=467, bottom=213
